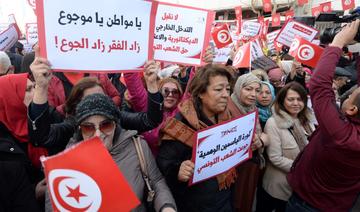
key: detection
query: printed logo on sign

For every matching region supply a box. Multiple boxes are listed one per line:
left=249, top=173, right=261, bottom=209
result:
left=233, top=49, right=243, bottom=65
left=297, top=44, right=314, bottom=61
left=217, top=30, right=231, bottom=44
left=289, top=39, right=300, bottom=52
left=48, top=169, right=102, bottom=211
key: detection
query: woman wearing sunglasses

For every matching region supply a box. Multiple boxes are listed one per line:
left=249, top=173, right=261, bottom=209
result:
left=44, top=93, right=176, bottom=212
left=28, top=48, right=164, bottom=155
left=124, top=61, right=183, bottom=156
left=157, top=64, right=237, bottom=212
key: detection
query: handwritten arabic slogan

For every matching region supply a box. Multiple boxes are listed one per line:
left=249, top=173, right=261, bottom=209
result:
left=154, top=3, right=215, bottom=66
left=190, top=111, right=257, bottom=185
left=26, top=23, right=38, bottom=44
left=36, top=0, right=152, bottom=72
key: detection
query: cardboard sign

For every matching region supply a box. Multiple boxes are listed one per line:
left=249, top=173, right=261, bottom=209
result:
left=190, top=111, right=257, bottom=185
left=36, top=0, right=154, bottom=72
left=252, top=56, right=278, bottom=71
left=241, top=21, right=261, bottom=37
left=0, top=24, right=21, bottom=51
left=26, top=23, right=38, bottom=44
left=153, top=2, right=214, bottom=66
left=274, top=20, right=318, bottom=47
left=41, top=137, right=140, bottom=211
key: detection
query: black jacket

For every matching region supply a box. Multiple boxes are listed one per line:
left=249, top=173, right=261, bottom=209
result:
left=0, top=137, right=40, bottom=212
left=28, top=92, right=164, bottom=154
left=157, top=113, right=233, bottom=212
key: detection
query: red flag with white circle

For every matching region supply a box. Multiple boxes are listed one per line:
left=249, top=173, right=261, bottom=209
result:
left=41, top=137, right=140, bottom=212
left=297, top=0, right=308, bottom=6
left=262, top=0, right=272, bottom=13
left=285, top=10, right=294, bottom=21
left=235, top=6, right=242, bottom=35
left=233, top=42, right=251, bottom=68
left=289, top=36, right=324, bottom=68
left=272, top=13, right=281, bottom=27
left=312, top=5, right=322, bottom=17
left=341, top=0, right=355, bottom=11
left=211, top=24, right=233, bottom=49
left=320, top=2, right=332, bottom=13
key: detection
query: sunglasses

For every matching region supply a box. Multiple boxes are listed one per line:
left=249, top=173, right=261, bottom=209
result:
left=79, top=119, right=115, bottom=137
left=161, top=88, right=180, bottom=98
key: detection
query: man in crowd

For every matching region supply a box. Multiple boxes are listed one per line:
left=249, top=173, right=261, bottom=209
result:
left=287, top=20, right=360, bottom=211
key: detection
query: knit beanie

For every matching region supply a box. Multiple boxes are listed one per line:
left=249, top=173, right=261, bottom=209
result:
left=75, top=93, right=120, bottom=124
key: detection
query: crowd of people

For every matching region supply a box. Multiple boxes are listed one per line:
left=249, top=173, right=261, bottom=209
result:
left=0, top=11, right=359, bottom=212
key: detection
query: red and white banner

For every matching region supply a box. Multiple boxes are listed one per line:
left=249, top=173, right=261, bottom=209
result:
left=342, top=0, right=355, bottom=11
left=0, top=24, right=21, bottom=51
left=285, top=10, right=294, bottom=22
left=211, top=24, right=233, bottom=49
left=233, top=42, right=251, bottom=68
left=41, top=137, right=140, bottom=211
left=320, top=2, right=332, bottom=13
left=312, top=5, right=322, bottom=17
left=297, top=0, right=308, bottom=6
left=275, top=41, right=283, bottom=52
left=272, top=13, right=281, bottom=27
left=289, top=36, right=324, bottom=68
left=190, top=111, right=256, bottom=185
left=260, top=19, right=269, bottom=39
left=235, top=6, right=242, bottom=35
left=275, top=20, right=318, bottom=47
left=262, top=0, right=272, bottom=13
left=26, top=23, right=38, bottom=44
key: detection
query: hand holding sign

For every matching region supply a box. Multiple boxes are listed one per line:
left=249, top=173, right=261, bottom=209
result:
left=30, top=46, right=52, bottom=89
left=178, top=160, right=195, bottom=182
left=144, top=60, right=161, bottom=93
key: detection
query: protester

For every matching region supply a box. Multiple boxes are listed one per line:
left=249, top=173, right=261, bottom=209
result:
left=0, top=51, right=14, bottom=76
left=287, top=19, right=360, bottom=211
left=267, top=67, right=286, bottom=94
left=257, top=82, right=315, bottom=212
left=44, top=93, right=177, bottom=212
left=227, top=73, right=268, bottom=212
left=252, top=69, right=269, bottom=82
left=157, top=64, right=234, bottom=211
left=256, top=81, right=275, bottom=130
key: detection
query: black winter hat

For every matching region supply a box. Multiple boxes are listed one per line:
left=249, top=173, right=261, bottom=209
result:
left=75, top=93, right=120, bottom=124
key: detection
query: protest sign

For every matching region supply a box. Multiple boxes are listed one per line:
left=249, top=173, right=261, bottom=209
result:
left=36, top=0, right=154, bottom=72
left=42, top=137, right=140, bottom=211
left=289, top=36, right=323, bottom=68
left=251, top=39, right=264, bottom=61
left=252, top=56, right=278, bottom=71
left=190, top=111, right=257, bottom=185
left=0, top=23, right=9, bottom=32
left=241, top=21, right=261, bottom=37
left=211, top=41, right=232, bottom=64
left=274, top=20, right=318, bottom=47
left=28, top=0, right=36, bottom=10
left=0, top=24, right=21, bottom=51
left=153, top=2, right=215, bottom=66
left=266, top=29, right=280, bottom=52
left=26, top=23, right=38, bottom=44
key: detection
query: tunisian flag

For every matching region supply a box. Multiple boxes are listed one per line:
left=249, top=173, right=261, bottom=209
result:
left=312, top=5, right=322, bottom=17
left=263, top=0, right=272, bottom=13
left=342, top=0, right=355, bottom=11
left=211, top=24, right=233, bottom=49
left=272, top=13, right=281, bottom=27
left=285, top=10, right=294, bottom=21
left=235, top=6, right=242, bottom=35
left=289, top=36, right=324, bottom=68
left=320, top=2, right=332, bottom=12
left=233, top=42, right=251, bottom=68
left=42, top=137, right=140, bottom=212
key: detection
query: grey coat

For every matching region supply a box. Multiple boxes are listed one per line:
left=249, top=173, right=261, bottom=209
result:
left=45, top=129, right=176, bottom=211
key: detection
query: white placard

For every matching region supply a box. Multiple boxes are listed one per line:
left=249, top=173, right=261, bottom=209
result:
left=37, top=0, right=152, bottom=72
left=241, top=21, right=261, bottom=37
left=251, top=39, right=264, bottom=60
left=211, top=41, right=232, bottom=64
left=153, top=3, right=214, bottom=66
left=266, top=29, right=280, bottom=52
left=190, top=111, right=257, bottom=185
left=26, top=23, right=38, bottom=44
left=0, top=24, right=20, bottom=51
left=275, top=20, right=318, bottom=47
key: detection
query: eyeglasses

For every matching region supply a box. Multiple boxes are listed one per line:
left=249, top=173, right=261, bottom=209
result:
left=161, top=88, right=180, bottom=98
left=79, top=119, right=115, bottom=137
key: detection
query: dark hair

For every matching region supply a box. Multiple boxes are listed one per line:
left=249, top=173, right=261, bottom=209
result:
left=188, top=64, right=234, bottom=101
left=64, top=77, right=104, bottom=116
left=21, top=52, right=35, bottom=74
left=274, top=82, right=309, bottom=126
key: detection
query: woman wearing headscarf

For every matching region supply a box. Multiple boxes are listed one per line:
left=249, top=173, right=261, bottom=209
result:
left=0, top=73, right=44, bottom=211
left=157, top=64, right=235, bottom=211
left=256, top=81, right=275, bottom=130
left=227, top=73, right=268, bottom=212
left=45, top=93, right=176, bottom=212
left=267, top=67, right=286, bottom=94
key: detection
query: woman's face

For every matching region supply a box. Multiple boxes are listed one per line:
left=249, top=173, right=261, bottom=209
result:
left=79, top=115, right=115, bottom=150
left=24, top=79, right=35, bottom=107
left=200, top=75, right=230, bottom=118
left=257, top=84, right=272, bottom=107
left=284, top=89, right=304, bottom=117
left=239, top=82, right=260, bottom=107
left=161, top=82, right=180, bottom=110
left=82, top=85, right=105, bottom=99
